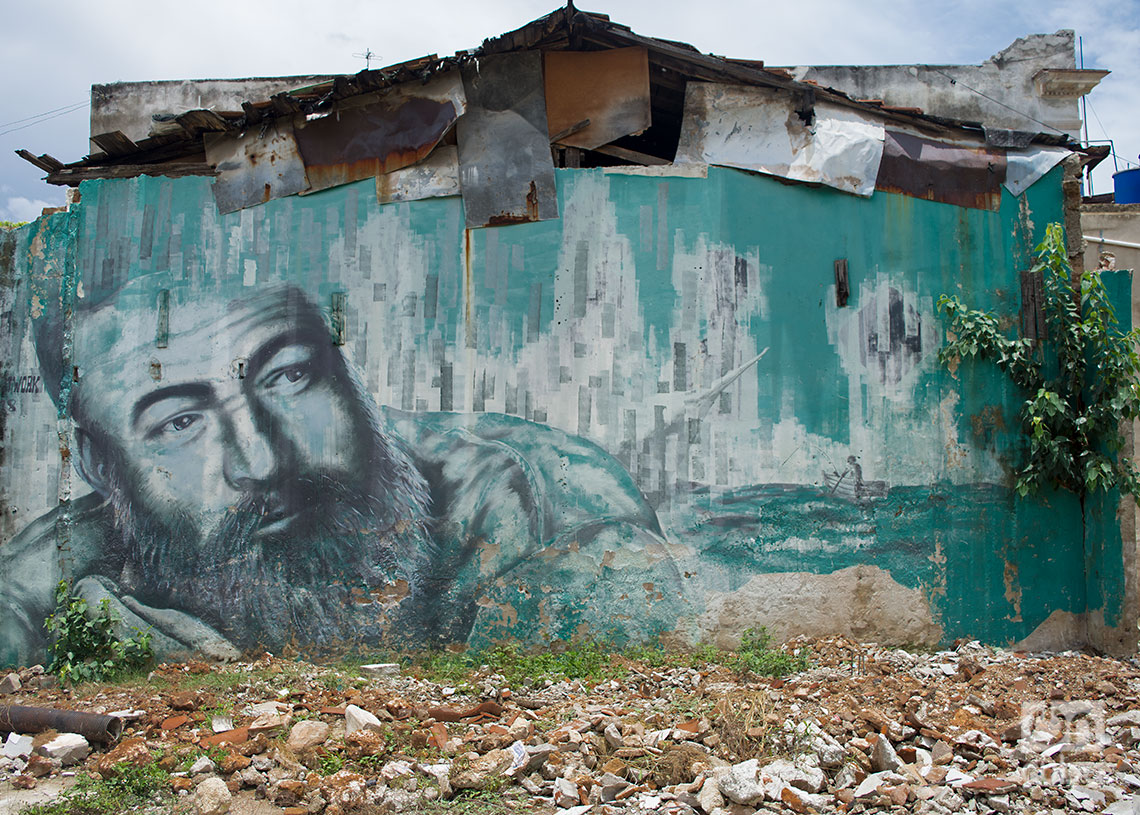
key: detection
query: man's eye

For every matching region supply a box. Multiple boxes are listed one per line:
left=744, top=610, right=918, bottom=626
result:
left=165, top=414, right=200, bottom=433
left=262, top=362, right=313, bottom=392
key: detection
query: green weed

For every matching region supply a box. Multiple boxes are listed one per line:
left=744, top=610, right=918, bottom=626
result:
left=726, top=627, right=810, bottom=677
left=19, top=762, right=169, bottom=815
left=318, top=752, right=345, bottom=775
left=44, top=580, right=153, bottom=685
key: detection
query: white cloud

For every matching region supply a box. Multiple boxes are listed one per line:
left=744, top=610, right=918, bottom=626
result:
left=2, top=196, right=63, bottom=224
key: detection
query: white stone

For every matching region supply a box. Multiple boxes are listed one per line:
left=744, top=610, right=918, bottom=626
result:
left=3, top=732, right=33, bottom=759
left=192, top=776, right=232, bottom=815
left=345, top=704, right=382, bottom=735
left=914, top=747, right=933, bottom=775
left=210, top=715, right=233, bottom=733
left=381, top=760, right=413, bottom=781
left=810, top=734, right=846, bottom=768
left=286, top=719, right=330, bottom=752
left=108, top=709, right=145, bottom=720
left=418, top=762, right=452, bottom=799
left=698, top=775, right=726, bottom=812
left=0, top=673, right=22, bottom=694
left=247, top=701, right=288, bottom=716
left=871, top=734, right=903, bottom=772
left=853, top=771, right=890, bottom=798
left=761, top=756, right=826, bottom=793
left=38, top=733, right=89, bottom=766
left=554, top=776, right=580, bottom=808
left=1109, top=711, right=1140, bottom=728
left=508, top=716, right=530, bottom=740
left=360, top=663, right=400, bottom=676
left=238, top=766, right=265, bottom=787
left=719, top=759, right=765, bottom=806
left=190, top=756, right=215, bottom=774
left=945, top=767, right=975, bottom=786
left=1103, top=796, right=1139, bottom=815
left=833, top=763, right=859, bottom=791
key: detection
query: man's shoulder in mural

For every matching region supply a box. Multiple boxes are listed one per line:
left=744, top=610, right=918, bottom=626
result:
left=385, top=408, right=682, bottom=647
left=0, top=492, right=125, bottom=667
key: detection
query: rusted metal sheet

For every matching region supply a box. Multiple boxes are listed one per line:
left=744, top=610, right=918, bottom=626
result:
left=204, top=119, right=309, bottom=214
left=544, top=47, right=651, bottom=150
left=674, top=82, right=885, bottom=197
left=456, top=51, right=558, bottom=228
left=294, top=71, right=466, bottom=194
left=377, top=144, right=460, bottom=204
left=875, top=131, right=1006, bottom=211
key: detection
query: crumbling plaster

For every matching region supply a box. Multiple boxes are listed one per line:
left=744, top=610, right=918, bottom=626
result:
left=89, top=76, right=337, bottom=144
left=789, top=31, right=1091, bottom=139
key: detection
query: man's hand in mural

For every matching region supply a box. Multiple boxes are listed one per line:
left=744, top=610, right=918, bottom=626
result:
left=0, top=284, right=684, bottom=665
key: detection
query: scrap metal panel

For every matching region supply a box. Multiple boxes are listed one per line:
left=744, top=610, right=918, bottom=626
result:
left=876, top=131, right=1006, bottom=210
left=1004, top=145, right=1069, bottom=197
left=294, top=71, right=466, bottom=194
left=544, top=48, right=651, bottom=150
left=674, top=82, right=885, bottom=197
left=456, top=51, right=558, bottom=228
left=204, top=119, right=310, bottom=214
left=377, top=144, right=460, bottom=204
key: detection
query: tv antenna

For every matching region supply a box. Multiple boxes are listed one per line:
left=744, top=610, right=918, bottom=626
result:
left=353, top=48, right=378, bottom=69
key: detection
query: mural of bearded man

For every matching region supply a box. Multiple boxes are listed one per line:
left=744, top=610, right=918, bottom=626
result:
left=0, top=282, right=685, bottom=666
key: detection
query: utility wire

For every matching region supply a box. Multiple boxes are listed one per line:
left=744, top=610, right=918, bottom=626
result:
left=1085, top=97, right=1137, bottom=169
left=0, top=103, right=89, bottom=139
left=0, top=100, right=89, bottom=130
left=928, top=68, right=1066, bottom=135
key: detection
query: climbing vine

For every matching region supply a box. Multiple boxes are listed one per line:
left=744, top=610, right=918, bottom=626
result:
left=937, top=223, right=1140, bottom=499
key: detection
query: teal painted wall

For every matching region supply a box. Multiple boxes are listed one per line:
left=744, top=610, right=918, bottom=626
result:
left=0, top=164, right=1121, bottom=664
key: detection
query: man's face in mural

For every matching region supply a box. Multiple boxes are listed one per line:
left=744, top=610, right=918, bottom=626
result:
left=71, top=287, right=431, bottom=649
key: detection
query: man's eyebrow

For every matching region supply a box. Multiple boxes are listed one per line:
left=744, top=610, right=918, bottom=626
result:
left=131, top=384, right=214, bottom=428
left=246, top=332, right=325, bottom=379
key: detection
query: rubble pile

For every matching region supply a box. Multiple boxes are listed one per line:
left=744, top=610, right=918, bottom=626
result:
left=2, top=637, right=1140, bottom=814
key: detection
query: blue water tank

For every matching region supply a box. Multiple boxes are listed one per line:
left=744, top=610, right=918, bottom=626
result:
left=1115, top=168, right=1140, bottom=204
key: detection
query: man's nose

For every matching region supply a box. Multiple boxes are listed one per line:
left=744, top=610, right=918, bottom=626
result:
left=222, top=408, right=278, bottom=490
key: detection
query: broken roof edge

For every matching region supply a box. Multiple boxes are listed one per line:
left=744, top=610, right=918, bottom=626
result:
left=23, top=3, right=1084, bottom=185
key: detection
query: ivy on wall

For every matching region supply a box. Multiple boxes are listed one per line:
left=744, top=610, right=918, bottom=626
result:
left=938, top=223, right=1140, bottom=499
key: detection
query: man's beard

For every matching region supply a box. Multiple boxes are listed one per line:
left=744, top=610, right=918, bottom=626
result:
left=104, top=430, right=437, bottom=656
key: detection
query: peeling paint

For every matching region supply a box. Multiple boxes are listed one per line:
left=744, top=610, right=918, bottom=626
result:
left=1004, top=560, right=1023, bottom=622
left=698, top=565, right=944, bottom=648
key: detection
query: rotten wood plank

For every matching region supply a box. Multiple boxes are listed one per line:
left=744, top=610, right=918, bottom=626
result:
left=46, top=162, right=215, bottom=185
left=592, top=143, right=670, bottom=166
left=89, top=131, right=140, bottom=157
left=175, top=110, right=230, bottom=135
left=15, top=150, right=64, bottom=173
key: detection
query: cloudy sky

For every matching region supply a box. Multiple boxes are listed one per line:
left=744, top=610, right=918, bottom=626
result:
left=2, top=0, right=1137, bottom=223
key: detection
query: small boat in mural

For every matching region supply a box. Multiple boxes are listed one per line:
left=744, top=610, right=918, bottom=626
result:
left=823, top=456, right=888, bottom=501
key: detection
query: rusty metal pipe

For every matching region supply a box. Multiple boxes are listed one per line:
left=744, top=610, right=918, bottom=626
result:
left=0, top=704, right=123, bottom=744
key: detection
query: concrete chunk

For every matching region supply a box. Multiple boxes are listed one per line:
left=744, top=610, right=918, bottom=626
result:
left=37, top=733, right=90, bottom=767
left=719, top=758, right=766, bottom=806
left=871, top=734, right=903, bottom=772
left=3, top=733, right=33, bottom=759
left=344, top=704, right=382, bottom=735
left=192, top=776, right=232, bottom=815
left=286, top=719, right=330, bottom=752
